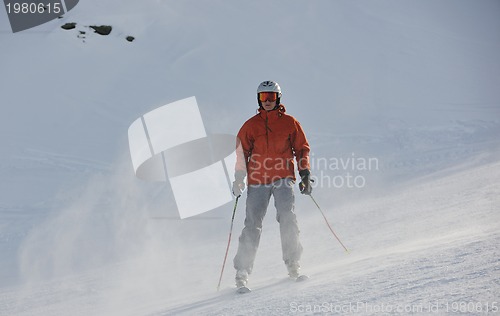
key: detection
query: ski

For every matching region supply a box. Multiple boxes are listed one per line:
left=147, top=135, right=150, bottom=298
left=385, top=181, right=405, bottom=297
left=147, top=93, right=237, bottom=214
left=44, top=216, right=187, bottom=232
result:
left=295, top=275, right=309, bottom=282
left=236, top=286, right=251, bottom=294
left=234, top=275, right=307, bottom=294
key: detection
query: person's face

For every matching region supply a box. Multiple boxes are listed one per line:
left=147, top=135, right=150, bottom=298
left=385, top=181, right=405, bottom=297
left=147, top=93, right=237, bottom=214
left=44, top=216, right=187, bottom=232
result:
left=261, top=99, right=277, bottom=111
left=258, top=92, right=278, bottom=111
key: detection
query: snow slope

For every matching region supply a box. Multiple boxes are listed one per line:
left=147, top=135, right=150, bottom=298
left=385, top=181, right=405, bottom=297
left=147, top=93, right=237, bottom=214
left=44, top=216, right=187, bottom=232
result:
left=1, top=0, right=499, bottom=315
left=1, top=156, right=498, bottom=315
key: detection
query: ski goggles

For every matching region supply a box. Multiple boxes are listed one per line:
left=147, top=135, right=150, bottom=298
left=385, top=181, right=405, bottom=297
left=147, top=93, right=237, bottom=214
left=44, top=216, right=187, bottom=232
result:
left=258, top=92, right=278, bottom=102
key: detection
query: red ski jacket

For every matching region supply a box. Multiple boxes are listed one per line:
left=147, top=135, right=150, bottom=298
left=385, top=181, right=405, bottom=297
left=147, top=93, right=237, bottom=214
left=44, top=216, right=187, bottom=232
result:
left=235, top=104, right=310, bottom=185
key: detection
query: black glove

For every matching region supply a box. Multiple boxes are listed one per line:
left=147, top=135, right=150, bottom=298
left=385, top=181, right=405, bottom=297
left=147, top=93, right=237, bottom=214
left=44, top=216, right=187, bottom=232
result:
left=232, top=170, right=246, bottom=197
left=298, top=169, right=312, bottom=195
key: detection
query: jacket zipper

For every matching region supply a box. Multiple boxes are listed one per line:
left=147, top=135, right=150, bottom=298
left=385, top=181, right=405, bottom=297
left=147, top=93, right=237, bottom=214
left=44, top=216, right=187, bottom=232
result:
left=265, top=116, right=269, bottom=149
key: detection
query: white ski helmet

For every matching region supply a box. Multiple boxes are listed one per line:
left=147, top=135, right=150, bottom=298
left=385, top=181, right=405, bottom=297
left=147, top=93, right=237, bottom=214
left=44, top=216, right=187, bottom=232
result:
left=257, top=80, right=282, bottom=97
left=257, top=80, right=282, bottom=108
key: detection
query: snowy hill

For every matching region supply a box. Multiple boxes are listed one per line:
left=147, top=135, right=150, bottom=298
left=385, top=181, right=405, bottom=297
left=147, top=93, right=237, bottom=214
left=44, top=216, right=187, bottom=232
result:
left=1, top=0, right=499, bottom=315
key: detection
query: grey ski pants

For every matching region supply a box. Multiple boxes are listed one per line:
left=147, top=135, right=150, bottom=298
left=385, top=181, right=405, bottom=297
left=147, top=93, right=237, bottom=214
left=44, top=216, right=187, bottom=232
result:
left=233, top=178, right=303, bottom=274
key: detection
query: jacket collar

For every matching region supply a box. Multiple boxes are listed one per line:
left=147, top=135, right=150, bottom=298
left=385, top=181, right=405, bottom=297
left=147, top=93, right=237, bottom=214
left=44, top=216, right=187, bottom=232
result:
left=258, top=104, right=286, bottom=120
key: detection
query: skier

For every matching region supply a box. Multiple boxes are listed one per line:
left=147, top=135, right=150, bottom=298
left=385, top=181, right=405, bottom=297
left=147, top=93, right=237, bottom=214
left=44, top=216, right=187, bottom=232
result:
left=232, top=80, right=312, bottom=290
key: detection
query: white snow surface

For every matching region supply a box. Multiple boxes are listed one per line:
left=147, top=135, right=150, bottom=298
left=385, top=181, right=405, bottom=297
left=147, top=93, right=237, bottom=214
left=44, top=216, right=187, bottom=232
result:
left=1, top=0, right=499, bottom=315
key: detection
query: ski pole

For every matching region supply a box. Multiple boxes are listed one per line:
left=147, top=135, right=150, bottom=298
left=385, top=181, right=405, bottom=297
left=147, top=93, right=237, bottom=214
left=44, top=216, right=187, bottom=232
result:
left=217, top=195, right=240, bottom=291
left=309, top=194, right=350, bottom=253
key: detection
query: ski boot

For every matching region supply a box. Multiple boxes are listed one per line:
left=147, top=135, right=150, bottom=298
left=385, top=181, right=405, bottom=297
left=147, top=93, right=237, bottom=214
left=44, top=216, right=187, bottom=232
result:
left=287, top=261, right=309, bottom=282
left=235, top=270, right=251, bottom=293
left=286, top=261, right=300, bottom=278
